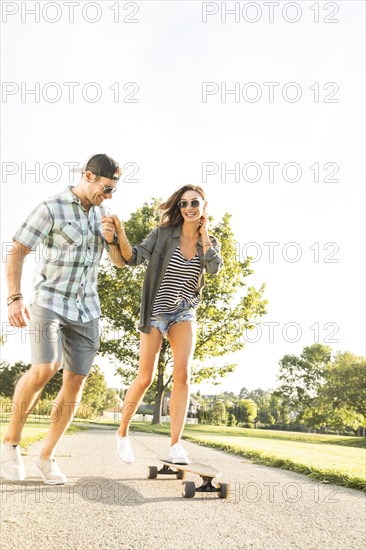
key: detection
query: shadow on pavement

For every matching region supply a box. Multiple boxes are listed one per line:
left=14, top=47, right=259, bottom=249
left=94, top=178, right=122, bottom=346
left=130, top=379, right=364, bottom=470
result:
left=1, top=477, right=220, bottom=506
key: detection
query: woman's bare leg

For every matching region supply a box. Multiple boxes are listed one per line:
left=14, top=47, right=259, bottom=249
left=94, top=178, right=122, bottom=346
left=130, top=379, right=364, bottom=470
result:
left=168, top=321, right=196, bottom=446
left=117, top=328, right=162, bottom=437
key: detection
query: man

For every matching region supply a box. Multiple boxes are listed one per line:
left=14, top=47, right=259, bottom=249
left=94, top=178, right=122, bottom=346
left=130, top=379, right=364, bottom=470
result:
left=1, top=154, right=126, bottom=484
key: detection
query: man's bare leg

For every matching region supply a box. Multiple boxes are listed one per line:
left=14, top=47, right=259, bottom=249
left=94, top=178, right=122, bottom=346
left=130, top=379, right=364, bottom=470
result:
left=3, top=362, right=60, bottom=445
left=40, top=370, right=87, bottom=459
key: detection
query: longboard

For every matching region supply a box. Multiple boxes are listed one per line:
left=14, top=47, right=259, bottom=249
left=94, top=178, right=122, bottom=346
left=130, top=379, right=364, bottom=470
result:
left=147, top=459, right=230, bottom=499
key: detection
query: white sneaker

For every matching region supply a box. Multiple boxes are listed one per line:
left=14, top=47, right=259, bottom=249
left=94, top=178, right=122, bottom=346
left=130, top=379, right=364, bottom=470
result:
left=34, top=457, right=68, bottom=485
left=115, top=432, right=134, bottom=464
left=168, top=443, right=191, bottom=465
left=0, top=443, right=25, bottom=481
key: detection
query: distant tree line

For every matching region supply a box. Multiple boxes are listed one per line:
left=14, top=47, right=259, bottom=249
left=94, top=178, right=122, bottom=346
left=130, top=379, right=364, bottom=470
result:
left=193, top=344, right=366, bottom=435
left=1, top=344, right=364, bottom=435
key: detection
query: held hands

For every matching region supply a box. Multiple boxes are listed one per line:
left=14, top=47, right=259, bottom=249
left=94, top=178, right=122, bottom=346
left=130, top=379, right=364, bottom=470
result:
left=101, top=215, right=131, bottom=260
left=8, top=300, right=31, bottom=328
left=111, top=214, right=124, bottom=236
left=101, top=214, right=124, bottom=244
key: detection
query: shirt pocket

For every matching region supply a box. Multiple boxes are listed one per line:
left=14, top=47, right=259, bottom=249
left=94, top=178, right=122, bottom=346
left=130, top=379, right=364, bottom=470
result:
left=56, top=221, right=83, bottom=246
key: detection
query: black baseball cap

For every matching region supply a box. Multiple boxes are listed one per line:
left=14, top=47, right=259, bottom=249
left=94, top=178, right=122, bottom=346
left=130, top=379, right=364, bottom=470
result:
left=84, top=154, right=120, bottom=181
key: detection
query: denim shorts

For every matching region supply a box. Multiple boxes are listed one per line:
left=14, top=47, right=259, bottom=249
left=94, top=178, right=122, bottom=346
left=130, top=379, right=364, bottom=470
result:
left=29, top=303, right=100, bottom=376
left=150, top=305, right=197, bottom=338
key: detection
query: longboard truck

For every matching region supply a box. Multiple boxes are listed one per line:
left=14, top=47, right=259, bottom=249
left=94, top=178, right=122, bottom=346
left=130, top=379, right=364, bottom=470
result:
left=147, top=459, right=230, bottom=499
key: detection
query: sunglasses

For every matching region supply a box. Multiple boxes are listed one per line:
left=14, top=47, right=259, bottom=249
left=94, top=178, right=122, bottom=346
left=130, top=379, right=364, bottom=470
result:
left=177, top=199, right=201, bottom=209
left=100, top=181, right=118, bottom=195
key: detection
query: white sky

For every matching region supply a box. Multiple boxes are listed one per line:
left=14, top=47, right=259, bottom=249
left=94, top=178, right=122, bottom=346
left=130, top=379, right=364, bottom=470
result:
left=0, top=1, right=365, bottom=394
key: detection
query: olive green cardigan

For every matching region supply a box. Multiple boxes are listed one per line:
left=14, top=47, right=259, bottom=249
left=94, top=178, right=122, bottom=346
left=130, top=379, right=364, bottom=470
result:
left=126, top=224, right=223, bottom=333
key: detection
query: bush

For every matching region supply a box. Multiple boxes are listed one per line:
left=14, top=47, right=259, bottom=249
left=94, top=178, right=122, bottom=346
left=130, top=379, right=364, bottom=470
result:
left=227, top=413, right=237, bottom=426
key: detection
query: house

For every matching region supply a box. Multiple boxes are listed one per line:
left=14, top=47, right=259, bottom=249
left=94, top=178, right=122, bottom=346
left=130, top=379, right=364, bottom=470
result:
left=162, top=393, right=201, bottom=418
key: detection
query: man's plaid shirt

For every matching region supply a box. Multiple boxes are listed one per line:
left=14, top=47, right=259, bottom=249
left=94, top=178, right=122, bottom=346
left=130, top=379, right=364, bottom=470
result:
left=13, top=186, right=109, bottom=322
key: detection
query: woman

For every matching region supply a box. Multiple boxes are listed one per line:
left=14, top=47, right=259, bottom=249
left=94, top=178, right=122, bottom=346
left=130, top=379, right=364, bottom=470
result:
left=102, top=185, right=223, bottom=464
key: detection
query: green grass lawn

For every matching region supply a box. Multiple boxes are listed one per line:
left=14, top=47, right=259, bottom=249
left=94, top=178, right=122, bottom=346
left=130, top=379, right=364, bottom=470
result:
left=189, top=434, right=365, bottom=485
left=135, top=423, right=366, bottom=445
left=126, top=422, right=366, bottom=491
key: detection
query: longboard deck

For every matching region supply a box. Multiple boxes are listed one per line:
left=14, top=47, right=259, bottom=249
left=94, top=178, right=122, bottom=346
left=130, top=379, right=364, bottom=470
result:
left=159, top=459, right=221, bottom=478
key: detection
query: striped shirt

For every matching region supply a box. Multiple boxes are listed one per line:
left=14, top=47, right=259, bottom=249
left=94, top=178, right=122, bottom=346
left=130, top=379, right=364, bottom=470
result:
left=13, top=186, right=109, bottom=322
left=151, top=245, right=201, bottom=316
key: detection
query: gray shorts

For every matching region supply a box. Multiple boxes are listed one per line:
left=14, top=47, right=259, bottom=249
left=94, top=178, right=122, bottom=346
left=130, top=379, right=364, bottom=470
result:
left=29, top=303, right=100, bottom=376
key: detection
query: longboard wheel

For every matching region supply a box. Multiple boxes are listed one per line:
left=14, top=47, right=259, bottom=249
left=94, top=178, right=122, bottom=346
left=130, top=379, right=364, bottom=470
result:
left=218, top=482, right=230, bottom=499
left=182, top=481, right=196, bottom=498
left=147, top=466, right=158, bottom=479
left=176, top=469, right=186, bottom=480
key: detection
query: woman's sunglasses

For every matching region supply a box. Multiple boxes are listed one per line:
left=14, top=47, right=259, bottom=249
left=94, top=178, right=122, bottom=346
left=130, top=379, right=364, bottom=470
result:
left=177, top=199, right=201, bottom=209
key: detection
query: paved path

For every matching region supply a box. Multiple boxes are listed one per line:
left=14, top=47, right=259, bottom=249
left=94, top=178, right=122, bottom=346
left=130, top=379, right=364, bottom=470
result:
left=1, top=428, right=365, bottom=549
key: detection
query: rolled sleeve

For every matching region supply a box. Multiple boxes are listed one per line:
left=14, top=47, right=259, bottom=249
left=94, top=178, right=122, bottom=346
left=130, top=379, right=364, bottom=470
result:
left=127, top=227, right=159, bottom=266
left=203, top=236, right=224, bottom=274
left=13, top=202, right=53, bottom=250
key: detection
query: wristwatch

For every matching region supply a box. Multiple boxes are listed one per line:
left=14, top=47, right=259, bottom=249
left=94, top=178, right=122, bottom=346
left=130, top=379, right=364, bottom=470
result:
left=107, top=233, right=119, bottom=246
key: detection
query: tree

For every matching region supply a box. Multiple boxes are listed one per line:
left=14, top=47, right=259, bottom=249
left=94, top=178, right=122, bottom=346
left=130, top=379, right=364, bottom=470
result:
left=269, top=393, right=291, bottom=425
left=248, top=388, right=267, bottom=403
left=274, top=346, right=366, bottom=433
left=0, top=362, right=29, bottom=397
left=77, top=365, right=117, bottom=418
left=300, top=400, right=364, bottom=433
left=299, top=351, right=366, bottom=433
left=321, top=351, right=366, bottom=417
left=239, top=387, right=249, bottom=399
left=221, top=391, right=238, bottom=402
left=253, top=391, right=272, bottom=424
left=98, top=202, right=268, bottom=424
left=227, top=413, right=237, bottom=426
left=210, top=400, right=228, bottom=425
left=234, top=399, right=258, bottom=425
left=274, top=344, right=332, bottom=421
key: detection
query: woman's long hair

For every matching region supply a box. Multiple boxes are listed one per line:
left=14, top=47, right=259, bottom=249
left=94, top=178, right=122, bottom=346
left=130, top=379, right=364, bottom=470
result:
left=158, top=185, right=206, bottom=227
